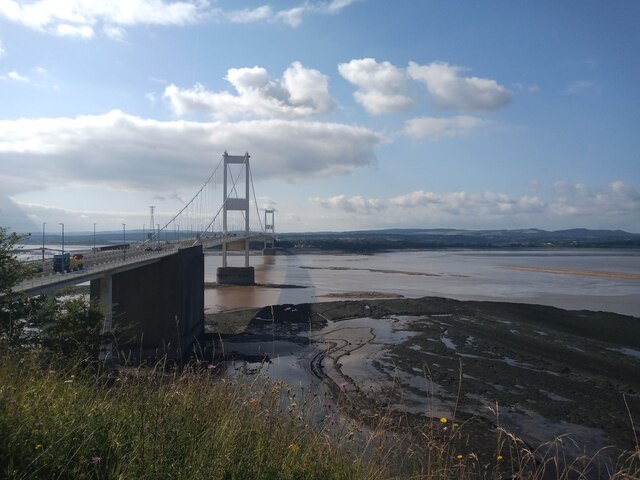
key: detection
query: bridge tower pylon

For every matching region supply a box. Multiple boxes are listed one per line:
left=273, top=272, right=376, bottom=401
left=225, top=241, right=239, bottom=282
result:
left=263, top=208, right=276, bottom=255
left=217, top=151, right=255, bottom=285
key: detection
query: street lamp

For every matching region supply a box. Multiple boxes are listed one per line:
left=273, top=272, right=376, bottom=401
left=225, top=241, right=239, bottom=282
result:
left=59, top=223, right=64, bottom=255
left=93, top=223, right=97, bottom=252
left=42, top=222, right=46, bottom=262
left=122, top=223, right=126, bottom=260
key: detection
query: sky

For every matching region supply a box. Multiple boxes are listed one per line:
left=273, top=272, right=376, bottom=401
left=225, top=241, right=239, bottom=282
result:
left=1, top=0, right=639, bottom=234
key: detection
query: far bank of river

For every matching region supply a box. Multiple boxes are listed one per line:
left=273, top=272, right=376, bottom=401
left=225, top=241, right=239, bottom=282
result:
left=204, top=249, right=640, bottom=317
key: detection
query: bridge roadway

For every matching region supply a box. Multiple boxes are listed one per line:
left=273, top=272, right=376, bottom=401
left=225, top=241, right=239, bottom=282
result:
left=13, top=233, right=270, bottom=296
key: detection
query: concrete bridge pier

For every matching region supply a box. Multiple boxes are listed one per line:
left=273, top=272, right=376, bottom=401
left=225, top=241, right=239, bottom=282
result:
left=90, top=245, right=205, bottom=364
left=92, top=273, right=113, bottom=363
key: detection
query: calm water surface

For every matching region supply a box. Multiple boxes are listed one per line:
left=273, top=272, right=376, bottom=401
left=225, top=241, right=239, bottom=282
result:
left=205, top=249, right=640, bottom=317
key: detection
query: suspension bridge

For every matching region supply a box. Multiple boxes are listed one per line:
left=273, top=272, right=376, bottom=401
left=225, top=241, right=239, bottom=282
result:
left=12, top=152, right=276, bottom=362
left=14, top=152, right=275, bottom=295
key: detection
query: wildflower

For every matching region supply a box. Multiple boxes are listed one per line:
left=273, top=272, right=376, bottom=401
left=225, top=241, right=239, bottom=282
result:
left=35, top=444, right=42, bottom=450
left=497, top=454, right=503, bottom=462
left=207, top=364, right=217, bottom=370
left=453, top=423, right=459, bottom=429
left=340, top=382, right=347, bottom=391
left=440, top=417, right=448, bottom=424
left=91, top=455, right=102, bottom=464
left=288, top=443, right=299, bottom=454
left=456, top=454, right=463, bottom=460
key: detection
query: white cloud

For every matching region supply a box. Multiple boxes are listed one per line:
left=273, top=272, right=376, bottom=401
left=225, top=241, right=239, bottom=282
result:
left=0, top=110, right=380, bottom=196
left=225, top=5, right=273, bottom=24
left=387, top=182, right=640, bottom=229
left=55, top=23, right=95, bottom=38
left=0, top=0, right=359, bottom=36
left=103, top=25, right=127, bottom=41
left=275, top=7, right=306, bottom=27
left=273, top=0, right=358, bottom=27
left=404, top=115, right=485, bottom=139
left=390, top=189, right=546, bottom=217
left=0, top=0, right=209, bottom=37
left=312, top=194, right=384, bottom=214
left=563, top=80, right=598, bottom=96
left=0, top=39, right=4, bottom=58
left=145, top=92, right=157, bottom=105
left=164, top=62, right=335, bottom=119
left=338, top=58, right=414, bottom=114
left=407, top=61, right=512, bottom=111
left=551, top=181, right=640, bottom=216
left=6, top=70, right=30, bottom=82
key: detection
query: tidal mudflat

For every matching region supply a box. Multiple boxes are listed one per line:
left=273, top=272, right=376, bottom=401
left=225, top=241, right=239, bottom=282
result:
left=206, top=297, right=640, bottom=467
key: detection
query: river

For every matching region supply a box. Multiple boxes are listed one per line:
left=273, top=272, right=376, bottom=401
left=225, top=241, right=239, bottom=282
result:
left=205, top=249, right=640, bottom=317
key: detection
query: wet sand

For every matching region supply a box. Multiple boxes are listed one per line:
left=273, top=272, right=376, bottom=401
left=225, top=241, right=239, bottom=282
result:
left=207, top=296, right=640, bottom=469
left=503, top=265, right=640, bottom=280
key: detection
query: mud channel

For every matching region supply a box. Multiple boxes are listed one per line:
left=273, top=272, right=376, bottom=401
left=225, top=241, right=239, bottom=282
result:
left=205, top=296, right=640, bottom=471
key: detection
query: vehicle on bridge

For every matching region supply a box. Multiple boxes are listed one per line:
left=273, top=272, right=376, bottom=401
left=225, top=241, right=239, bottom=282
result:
left=53, top=253, right=84, bottom=273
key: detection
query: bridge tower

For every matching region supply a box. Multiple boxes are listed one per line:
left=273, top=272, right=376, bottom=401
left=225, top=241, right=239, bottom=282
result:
left=217, top=151, right=255, bottom=285
left=263, top=208, right=276, bottom=255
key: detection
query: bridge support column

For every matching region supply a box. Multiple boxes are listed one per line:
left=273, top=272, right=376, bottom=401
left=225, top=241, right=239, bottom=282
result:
left=263, top=208, right=276, bottom=256
left=90, top=274, right=113, bottom=363
left=218, top=151, right=255, bottom=285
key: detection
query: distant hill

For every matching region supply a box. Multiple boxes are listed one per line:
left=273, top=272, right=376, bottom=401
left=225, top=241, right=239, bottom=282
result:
left=277, top=228, right=640, bottom=251
left=17, top=227, right=640, bottom=252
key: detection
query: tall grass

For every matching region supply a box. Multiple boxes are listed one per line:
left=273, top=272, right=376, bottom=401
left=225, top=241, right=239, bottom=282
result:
left=1, top=351, right=638, bottom=479
left=0, top=353, right=374, bottom=479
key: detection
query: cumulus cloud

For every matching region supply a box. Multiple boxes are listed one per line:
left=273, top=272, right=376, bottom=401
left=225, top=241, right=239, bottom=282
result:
left=338, top=58, right=414, bottom=114
left=387, top=182, right=640, bottom=229
left=164, top=62, right=335, bottom=119
left=311, top=194, right=384, bottom=214
left=0, top=110, right=380, bottom=196
left=389, top=190, right=545, bottom=217
left=551, top=181, right=640, bottom=216
left=407, top=61, right=512, bottom=111
left=404, top=115, right=485, bottom=139
left=0, top=39, right=4, bottom=57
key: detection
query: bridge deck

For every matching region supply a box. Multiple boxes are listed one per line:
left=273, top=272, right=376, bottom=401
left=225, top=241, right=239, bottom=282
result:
left=13, top=233, right=272, bottom=295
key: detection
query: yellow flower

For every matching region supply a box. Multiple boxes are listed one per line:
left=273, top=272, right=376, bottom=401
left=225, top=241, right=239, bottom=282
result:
left=456, top=454, right=463, bottom=460
left=440, top=417, right=447, bottom=423
left=288, top=443, right=299, bottom=454
left=497, top=455, right=503, bottom=462
left=35, top=444, right=42, bottom=450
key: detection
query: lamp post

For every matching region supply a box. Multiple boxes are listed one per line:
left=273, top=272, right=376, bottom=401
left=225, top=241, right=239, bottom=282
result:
left=122, top=223, right=126, bottom=260
left=42, top=222, right=46, bottom=262
left=93, top=223, right=97, bottom=252
left=59, top=223, right=64, bottom=255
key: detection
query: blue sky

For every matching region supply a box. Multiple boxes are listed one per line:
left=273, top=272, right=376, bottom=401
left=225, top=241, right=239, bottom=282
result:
left=1, top=0, right=639, bottom=233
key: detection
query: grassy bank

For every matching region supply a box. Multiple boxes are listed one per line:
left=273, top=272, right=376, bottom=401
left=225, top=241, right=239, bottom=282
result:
left=0, top=354, right=380, bottom=479
left=1, top=352, right=638, bottom=479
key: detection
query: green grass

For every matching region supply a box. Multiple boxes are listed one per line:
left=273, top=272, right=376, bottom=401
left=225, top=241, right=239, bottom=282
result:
left=0, top=352, right=638, bottom=479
